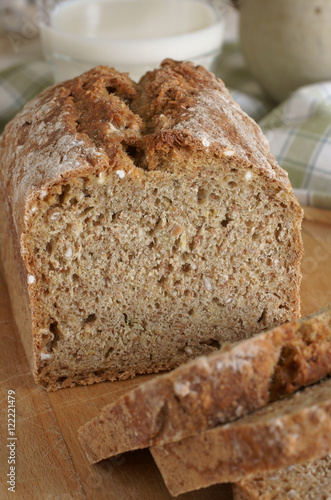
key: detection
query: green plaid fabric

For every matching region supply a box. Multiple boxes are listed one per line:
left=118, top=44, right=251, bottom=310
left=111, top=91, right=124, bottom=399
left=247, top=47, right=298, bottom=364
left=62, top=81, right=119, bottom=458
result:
left=0, top=60, right=53, bottom=134
left=1, top=44, right=331, bottom=209
left=215, top=44, right=331, bottom=209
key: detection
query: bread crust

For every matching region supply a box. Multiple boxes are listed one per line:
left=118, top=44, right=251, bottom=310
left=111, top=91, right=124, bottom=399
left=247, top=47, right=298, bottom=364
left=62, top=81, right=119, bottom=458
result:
left=232, top=454, right=331, bottom=500
left=0, top=60, right=304, bottom=390
left=0, top=60, right=296, bottom=241
left=78, top=307, right=331, bottom=463
left=151, top=378, right=331, bottom=496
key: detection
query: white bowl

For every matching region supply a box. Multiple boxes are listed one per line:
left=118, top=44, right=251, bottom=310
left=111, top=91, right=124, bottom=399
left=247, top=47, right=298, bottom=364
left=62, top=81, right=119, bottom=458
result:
left=37, top=0, right=227, bottom=82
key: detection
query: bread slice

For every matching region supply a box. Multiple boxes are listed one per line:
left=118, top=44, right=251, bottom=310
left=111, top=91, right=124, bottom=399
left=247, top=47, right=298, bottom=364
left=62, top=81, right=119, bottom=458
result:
left=0, top=59, right=303, bottom=390
left=151, top=377, right=331, bottom=496
left=78, top=306, right=331, bottom=463
left=232, top=455, right=331, bottom=500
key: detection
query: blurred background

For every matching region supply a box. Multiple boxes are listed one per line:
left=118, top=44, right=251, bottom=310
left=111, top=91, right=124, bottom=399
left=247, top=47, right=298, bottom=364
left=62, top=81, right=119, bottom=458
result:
left=1, top=0, right=331, bottom=209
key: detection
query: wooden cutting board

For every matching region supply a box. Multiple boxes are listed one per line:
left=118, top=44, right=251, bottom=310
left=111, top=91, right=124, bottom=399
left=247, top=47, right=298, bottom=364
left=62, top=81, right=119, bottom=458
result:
left=0, top=206, right=330, bottom=500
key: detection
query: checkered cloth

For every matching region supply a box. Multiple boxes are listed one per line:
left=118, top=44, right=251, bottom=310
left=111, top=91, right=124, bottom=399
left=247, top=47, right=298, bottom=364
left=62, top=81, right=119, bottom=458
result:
left=1, top=44, right=331, bottom=209
left=0, top=60, right=53, bottom=133
left=216, top=43, right=331, bottom=209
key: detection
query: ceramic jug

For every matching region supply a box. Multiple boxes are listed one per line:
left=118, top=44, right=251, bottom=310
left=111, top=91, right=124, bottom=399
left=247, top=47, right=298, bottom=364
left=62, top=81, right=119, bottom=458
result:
left=239, top=0, right=331, bottom=101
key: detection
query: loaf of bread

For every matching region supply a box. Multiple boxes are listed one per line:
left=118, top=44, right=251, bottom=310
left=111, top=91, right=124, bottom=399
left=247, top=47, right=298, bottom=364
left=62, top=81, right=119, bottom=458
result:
left=233, top=455, right=331, bottom=500
left=78, top=305, right=331, bottom=463
left=0, top=59, right=303, bottom=390
left=151, top=377, right=331, bottom=496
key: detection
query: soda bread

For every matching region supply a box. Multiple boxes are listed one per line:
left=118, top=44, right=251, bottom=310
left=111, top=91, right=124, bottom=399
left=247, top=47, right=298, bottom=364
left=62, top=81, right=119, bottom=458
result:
left=0, top=59, right=303, bottom=390
left=78, top=306, right=331, bottom=463
left=232, top=455, right=331, bottom=500
left=151, top=377, right=331, bottom=496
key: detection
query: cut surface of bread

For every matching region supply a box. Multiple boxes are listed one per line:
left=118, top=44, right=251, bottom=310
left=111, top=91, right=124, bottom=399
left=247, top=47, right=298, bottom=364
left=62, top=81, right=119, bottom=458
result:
left=151, top=377, right=331, bottom=496
left=233, top=455, right=331, bottom=500
left=0, top=59, right=303, bottom=390
left=78, top=306, right=331, bottom=463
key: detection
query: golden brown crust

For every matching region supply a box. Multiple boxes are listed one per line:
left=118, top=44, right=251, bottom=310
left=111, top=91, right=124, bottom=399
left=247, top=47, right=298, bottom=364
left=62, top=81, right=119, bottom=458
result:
left=0, top=60, right=297, bottom=240
left=136, top=59, right=293, bottom=186
left=270, top=306, right=331, bottom=398
left=78, top=307, right=331, bottom=463
left=151, top=378, right=331, bottom=496
left=233, top=455, right=331, bottom=500
left=0, top=190, right=35, bottom=372
left=78, top=329, right=285, bottom=463
left=0, top=66, right=143, bottom=239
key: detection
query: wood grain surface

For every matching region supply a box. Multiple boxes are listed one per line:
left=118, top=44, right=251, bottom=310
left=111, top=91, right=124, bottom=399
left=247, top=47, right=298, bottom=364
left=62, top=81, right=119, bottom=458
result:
left=0, top=206, right=330, bottom=500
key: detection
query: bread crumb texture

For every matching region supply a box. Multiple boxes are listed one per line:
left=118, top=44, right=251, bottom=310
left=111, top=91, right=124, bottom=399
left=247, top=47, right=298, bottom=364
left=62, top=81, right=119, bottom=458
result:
left=0, top=60, right=303, bottom=389
left=233, top=454, right=331, bottom=500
